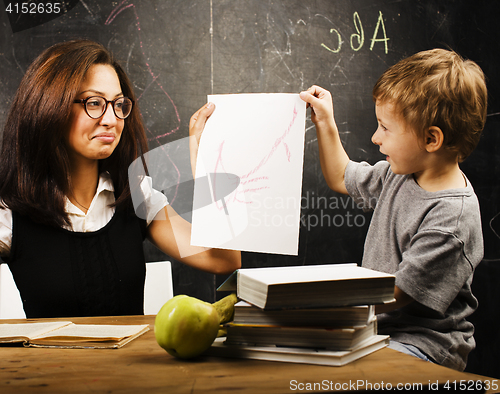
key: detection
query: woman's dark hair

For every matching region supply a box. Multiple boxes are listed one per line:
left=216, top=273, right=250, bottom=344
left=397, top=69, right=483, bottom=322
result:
left=0, top=39, right=148, bottom=227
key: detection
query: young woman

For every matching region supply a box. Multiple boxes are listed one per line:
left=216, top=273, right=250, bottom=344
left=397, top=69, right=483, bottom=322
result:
left=0, top=40, right=240, bottom=318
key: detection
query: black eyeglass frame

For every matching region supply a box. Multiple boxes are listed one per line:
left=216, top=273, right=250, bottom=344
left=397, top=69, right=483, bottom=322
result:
left=73, top=96, right=134, bottom=119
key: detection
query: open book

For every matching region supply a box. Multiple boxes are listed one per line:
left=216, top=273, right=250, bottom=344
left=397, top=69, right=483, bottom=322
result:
left=219, top=263, right=395, bottom=310
left=0, top=321, right=149, bottom=349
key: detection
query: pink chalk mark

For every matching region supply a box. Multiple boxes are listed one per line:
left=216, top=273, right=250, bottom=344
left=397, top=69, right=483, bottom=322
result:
left=164, top=150, right=181, bottom=205
left=241, top=104, right=298, bottom=180
left=211, top=141, right=241, bottom=210
left=106, top=1, right=180, bottom=142
left=212, top=104, right=299, bottom=208
left=241, top=176, right=269, bottom=184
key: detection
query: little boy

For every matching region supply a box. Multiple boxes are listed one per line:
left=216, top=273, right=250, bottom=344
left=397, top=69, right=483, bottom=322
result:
left=300, top=49, right=487, bottom=371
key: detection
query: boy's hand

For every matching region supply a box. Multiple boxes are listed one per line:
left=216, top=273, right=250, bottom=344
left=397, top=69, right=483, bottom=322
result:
left=299, top=85, right=335, bottom=128
left=299, top=85, right=349, bottom=195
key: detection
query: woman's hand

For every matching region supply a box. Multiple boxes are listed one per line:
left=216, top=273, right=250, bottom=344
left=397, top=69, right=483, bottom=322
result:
left=189, top=102, right=215, bottom=177
left=189, top=102, right=215, bottom=144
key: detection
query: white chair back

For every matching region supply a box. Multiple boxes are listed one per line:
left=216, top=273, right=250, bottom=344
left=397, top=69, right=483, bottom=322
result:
left=144, top=260, right=173, bottom=315
left=0, top=263, right=26, bottom=319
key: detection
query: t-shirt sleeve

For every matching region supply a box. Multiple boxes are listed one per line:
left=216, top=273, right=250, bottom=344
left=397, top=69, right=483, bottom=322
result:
left=344, top=160, right=391, bottom=211
left=396, top=228, right=474, bottom=314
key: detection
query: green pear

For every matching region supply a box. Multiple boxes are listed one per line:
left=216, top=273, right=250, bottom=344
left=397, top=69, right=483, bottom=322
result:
left=154, top=295, right=220, bottom=359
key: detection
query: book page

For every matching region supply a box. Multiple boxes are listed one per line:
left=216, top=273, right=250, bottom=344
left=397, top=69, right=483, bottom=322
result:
left=32, top=324, right=149, bottom=341
left=191, top=93, right=306, bottom=255
left=0, top=321, right=72, bottom=342
left=206, top=335, right=390, bottom=366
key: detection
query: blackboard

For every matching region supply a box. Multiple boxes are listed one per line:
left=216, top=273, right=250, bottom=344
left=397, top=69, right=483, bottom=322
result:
left=1, top=0, right=499, bottom=375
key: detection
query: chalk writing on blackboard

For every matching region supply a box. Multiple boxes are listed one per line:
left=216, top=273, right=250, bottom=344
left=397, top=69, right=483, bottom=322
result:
left=321, top=11, right=389, bottom=54
left=105, top=1, right=181, bottom=142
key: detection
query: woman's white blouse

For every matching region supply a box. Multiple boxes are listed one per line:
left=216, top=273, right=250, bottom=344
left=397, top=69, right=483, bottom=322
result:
left=0, top=173, right=168, bottom=256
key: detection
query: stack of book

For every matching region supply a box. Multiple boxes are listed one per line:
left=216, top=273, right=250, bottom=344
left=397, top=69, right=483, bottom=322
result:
left=205, top=263, right=395, bottom=366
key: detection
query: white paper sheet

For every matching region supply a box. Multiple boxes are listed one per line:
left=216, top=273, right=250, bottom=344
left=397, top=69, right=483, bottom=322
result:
left=191, top=93, right=306, bottom=255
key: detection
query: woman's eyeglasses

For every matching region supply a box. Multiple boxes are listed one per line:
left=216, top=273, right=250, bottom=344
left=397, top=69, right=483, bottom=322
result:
left=73, top=96, right=134, bottom=119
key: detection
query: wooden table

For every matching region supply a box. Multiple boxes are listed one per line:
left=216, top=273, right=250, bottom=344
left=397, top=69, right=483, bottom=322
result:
left=1, top=315, right=498, bottom=393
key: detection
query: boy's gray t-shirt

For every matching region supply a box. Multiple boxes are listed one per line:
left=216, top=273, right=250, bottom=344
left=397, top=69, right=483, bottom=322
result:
left=345, top=160, right=483, bottom=371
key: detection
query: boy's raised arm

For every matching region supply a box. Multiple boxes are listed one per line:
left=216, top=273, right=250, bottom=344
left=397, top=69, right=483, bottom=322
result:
left=300, top=86, right=350, bottom=195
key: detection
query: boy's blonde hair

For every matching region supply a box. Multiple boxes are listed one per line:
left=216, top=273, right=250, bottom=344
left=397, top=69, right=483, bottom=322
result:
left=373, top=48, right=487, bottom=162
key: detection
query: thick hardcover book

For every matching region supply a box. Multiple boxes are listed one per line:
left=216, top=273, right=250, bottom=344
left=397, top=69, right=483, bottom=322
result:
left=204, top=335, right=390, bottom=366
left=218, top=263, right=395, bottom=310
left=233, top=301, right=375, bottom=328
left=225, top=319, right=377, bottom=350
left=0, top=321, right=149, bottom=349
